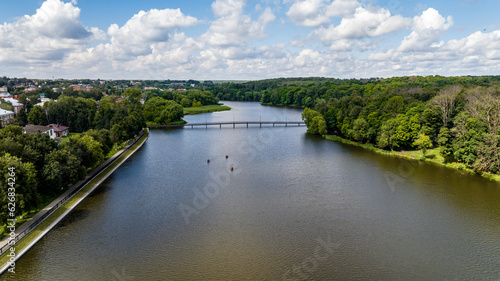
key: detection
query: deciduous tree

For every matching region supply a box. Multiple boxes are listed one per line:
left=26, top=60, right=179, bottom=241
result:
left=432, top=85, right=461, bottom=128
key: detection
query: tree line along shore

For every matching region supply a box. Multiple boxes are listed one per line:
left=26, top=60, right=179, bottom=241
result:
left=1, top=75, right=500, bottom=237
left=203, top=75, right=500, bottom=180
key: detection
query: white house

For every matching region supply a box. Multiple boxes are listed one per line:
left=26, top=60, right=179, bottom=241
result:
left=23, top=125, right=55, bottom=139
left=3, top=98, right=23, bottom=114
left=35, top=98, right=51, bottom=107
left=0, top=109, right=14, bottom=126
left=0, top=93, right=12, bottom=99
left=48, top=124, right=70, bottom=138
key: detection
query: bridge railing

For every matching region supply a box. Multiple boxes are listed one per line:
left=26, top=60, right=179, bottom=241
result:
left=149, top=121, right=306, bottom=128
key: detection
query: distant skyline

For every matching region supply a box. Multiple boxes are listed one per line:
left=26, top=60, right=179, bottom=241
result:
left=1, top=0, right=499, bottom=80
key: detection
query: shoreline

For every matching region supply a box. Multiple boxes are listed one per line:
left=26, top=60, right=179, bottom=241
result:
left=0, top=128, right=149, bottom=275
left=324, top=134, right=500, bottom=183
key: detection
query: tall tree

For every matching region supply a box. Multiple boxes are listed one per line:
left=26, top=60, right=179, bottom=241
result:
left=0, top=154, right=39, bottom=222
left=378, top=118, right=398, bottom=150
left=28, top=105, right=47, bottom=125
left=413, top=133, right=433, bottom=157
left=464, top=86, right=500, bottom=134
left=42, top=148, right=85, bottom=194
left=432, top=85, right=461, bottom=128
left=302, top=108, right=327, bottom=135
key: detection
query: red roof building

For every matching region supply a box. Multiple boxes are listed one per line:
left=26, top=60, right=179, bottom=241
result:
left=47, top=124, right=70, bottom=138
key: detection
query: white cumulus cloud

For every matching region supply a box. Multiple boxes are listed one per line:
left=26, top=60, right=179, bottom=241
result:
left=398, top=8, right=453, bottom=51
left=326, top=0, right=360, bottom=17
left=286, top=0, right=330, bottom=27
left=202, top=0, right=275, bottom=47
left=0, top=0, right=99, bottom=65
left=106, top=8, right=198, bottom=58
left=311, top=5, right=411, bottom=51
left=315, top=6, right=410, bottom=40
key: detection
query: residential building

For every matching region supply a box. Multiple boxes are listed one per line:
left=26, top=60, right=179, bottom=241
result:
left=24, top=86, right=37, bottom=92
left=0, top=109, right=14, bottom=126
left=0, top=93, right=12, bottom=99
left=23, top=125, right=55, bottom=139
left=35, top=98, right=51, bottom=107
left=48, top=124, right=69, bottom=138
left=3, top=98, right=23, bottom=114
left=0, top=86, right=7, bottom=93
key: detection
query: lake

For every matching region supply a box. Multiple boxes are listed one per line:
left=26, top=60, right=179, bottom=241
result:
left=5, top=101, right=500, bottom=280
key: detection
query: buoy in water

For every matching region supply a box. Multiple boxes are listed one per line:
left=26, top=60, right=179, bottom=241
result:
left=225, top=155, right=229, bottom=159
left=230, top=166, right=234, bottom=171
left=207, top=159, right=210, bottom=163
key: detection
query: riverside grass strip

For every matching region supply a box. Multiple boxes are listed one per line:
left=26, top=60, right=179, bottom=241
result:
left=0, top=129, right=149, bottom=273
left=183, top=104, right=231, bottom=115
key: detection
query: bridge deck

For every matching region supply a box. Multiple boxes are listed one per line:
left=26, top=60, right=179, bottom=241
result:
left=149, top=121, right=305, bottom=128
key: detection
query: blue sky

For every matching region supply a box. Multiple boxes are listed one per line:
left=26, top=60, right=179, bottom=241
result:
left=0, top=0, right=499, bottom=80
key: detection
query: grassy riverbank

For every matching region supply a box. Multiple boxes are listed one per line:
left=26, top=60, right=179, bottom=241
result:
left=183, top=104, right=231, bottom=115
left=0, top=129, right=149, bottom=269
left=324, top=135, right=500, bottom=182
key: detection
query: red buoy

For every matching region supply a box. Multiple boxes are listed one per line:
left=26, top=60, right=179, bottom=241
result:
left=207, top=159, right=210, bottom=163
left=230, top=166, right=234, bottom=171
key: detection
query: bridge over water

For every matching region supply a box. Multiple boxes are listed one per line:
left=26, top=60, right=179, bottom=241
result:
left=148, top=121, right=305, bottom=129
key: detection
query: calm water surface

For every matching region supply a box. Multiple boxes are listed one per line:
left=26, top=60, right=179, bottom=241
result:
left=3, top=101, right=500, bottom=280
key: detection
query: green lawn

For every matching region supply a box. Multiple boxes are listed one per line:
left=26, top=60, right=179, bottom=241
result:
left=146, top=120, right=187, bottom=126
left=58, top=132, right=81, bottom=144
left=105, top=141, right=127, bottom=158
left=183, top=104, right=231, bottom=115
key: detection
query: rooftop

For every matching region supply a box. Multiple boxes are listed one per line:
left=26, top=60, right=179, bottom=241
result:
left=3, top=98, right=22, bottom=107
left=48, top=124, right=69, bottom=132
left=0, top=109, right=14, bottom=115
left=24, top=125, right=52, bottom=134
